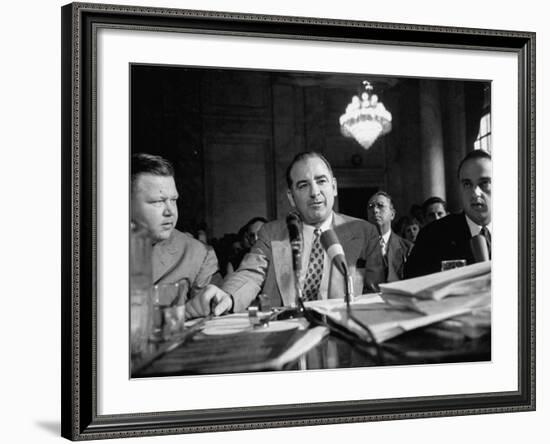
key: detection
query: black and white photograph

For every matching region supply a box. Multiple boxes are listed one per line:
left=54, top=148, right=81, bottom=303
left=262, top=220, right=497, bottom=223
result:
left=52, top=1, right=539, bottom=442
left=129, top=65, right=493, bottom=377
left=4, top=0, right=549, bottom=442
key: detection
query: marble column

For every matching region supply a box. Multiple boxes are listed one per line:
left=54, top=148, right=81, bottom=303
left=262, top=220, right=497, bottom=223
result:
left=419, top=80, right=446, bottom=201
left=443, top=81, right=468, bottom=212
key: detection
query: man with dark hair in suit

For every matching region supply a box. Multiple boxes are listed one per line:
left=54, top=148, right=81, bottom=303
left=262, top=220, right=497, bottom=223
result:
left=405, top=150, right=492, bottom=278
left=422, top=196, right=449, bottom=225
left=131, top=153, right=221, bottom=303
left=187, top=151, right=385, bottom=318
left=225, top=217, right=269, bottom=275
left=367, top=191, right=413, bottom=282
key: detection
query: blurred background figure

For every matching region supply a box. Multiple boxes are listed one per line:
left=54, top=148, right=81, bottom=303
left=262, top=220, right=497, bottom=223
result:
left=396, top=216, right=421, bottom=244
left=409, top=204, right=424, bottom=227
left=225, top=217, right=268, bottom=275
left=194, top=221, right=209, bottom=244
left=422, top=196, right=449, bottom=225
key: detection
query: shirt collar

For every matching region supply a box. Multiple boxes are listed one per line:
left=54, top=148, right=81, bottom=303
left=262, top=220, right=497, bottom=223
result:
left=302, top=212, right=334, bottom=235
left=381, top=229, right=391, bottom=245
left=465, top=214, right=492, bottom=237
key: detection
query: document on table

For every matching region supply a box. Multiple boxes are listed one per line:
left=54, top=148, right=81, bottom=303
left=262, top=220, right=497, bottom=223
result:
left=379, top=261, right=491, bottom=301
left=306, top=284, right=490, bottom=344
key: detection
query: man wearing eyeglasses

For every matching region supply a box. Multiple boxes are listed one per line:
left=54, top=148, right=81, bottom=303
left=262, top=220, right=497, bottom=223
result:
left=405, top=150, right=492, bottom=278
left=367, top=191, right=413, bottom=283
left=187, top=151, right=385, bottom=318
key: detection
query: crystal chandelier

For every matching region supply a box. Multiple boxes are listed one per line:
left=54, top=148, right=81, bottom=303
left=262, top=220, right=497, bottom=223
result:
left=339, top=80, right=392, bottom=150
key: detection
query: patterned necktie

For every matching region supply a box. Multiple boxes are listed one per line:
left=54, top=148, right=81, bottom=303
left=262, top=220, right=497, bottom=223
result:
left=480, top=226, right=491, bottom=258
left=303, top=228, right=324, bottom=301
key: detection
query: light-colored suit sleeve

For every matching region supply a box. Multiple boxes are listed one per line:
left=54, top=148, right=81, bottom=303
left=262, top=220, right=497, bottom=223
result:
left=221, top=228, right=271, bottom=312
left=190, top=246, right=221, bottom=296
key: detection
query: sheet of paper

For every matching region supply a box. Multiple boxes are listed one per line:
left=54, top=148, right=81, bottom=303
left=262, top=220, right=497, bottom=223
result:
left=379, top=261, right=491, bottom=300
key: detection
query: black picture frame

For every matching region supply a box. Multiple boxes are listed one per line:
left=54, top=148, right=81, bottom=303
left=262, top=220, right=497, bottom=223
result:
left=61, top=2, right=536, bottom=440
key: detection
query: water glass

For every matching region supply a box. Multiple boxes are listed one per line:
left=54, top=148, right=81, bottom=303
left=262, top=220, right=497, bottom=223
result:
left=441, top=259, right=467, bottom=271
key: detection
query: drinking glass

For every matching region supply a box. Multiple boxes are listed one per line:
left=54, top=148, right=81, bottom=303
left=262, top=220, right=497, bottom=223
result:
left=441, top=259, right=467, bottom=271
left=151, top=280, right=189, bottom=341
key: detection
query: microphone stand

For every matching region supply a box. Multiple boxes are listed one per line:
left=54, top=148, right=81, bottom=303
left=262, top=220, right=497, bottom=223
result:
left=285, top=211, right=306, bottom=317
left=272, top=245, right=306, bottom=321
left=341, top=263, right=384, bottom=364
left=291, top=242, right=307, bottom=315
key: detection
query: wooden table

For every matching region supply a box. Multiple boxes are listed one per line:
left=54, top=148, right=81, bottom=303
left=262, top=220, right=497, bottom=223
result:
left=132, top=311, right=490, bottom=378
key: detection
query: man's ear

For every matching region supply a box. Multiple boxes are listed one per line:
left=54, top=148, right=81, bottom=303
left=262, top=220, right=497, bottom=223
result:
left=286, top=189, right=296, bottom=208
left=332, top=177, right=338, bottom=196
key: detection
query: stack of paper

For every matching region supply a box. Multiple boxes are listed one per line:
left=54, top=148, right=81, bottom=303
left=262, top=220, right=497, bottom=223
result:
left=306, top=262, right=491, bottom=343
left=379, top=261, right=491, bottom=301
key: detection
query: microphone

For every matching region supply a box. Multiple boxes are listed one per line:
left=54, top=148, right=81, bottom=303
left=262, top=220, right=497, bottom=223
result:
left=286, top=212, right=305, bottom=311
left=320, top=229, right=348, bottom=276
left=470, top=234, right=490, bottom=263
left=286, top=212, right=303, bottom=272
left=320, top=229, right=381, bottom=361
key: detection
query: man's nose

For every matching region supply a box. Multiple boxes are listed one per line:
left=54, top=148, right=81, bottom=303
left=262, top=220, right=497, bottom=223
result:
left=473, top=185, right=483, bottom=196
left=310, top=182, right=320, bottom=196
left=163, top=201, right=176, bottom=215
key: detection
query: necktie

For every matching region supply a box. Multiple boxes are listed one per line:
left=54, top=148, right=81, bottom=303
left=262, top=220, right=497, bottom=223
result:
left=303, top=229, right=324, bottom=301
left=379, top=235, right=388, bottom=265
left=379, top=235, right=388, bottom=278
left=480, top=226, right=491, bottom=258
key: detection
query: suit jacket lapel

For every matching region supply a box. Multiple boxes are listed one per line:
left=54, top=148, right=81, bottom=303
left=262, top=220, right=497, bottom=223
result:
left=329, top=213, right=351, bottom=298
left=332, top=213, right=353, bottom=245
left=272, top=231, right=296, bottom=307
left=152, top=235, right=181, bottom=283
left=387, top=233, right=403, bottom=279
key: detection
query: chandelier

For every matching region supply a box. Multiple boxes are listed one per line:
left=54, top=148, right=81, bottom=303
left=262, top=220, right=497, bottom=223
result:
left=339, top=80, right=392, bottom=150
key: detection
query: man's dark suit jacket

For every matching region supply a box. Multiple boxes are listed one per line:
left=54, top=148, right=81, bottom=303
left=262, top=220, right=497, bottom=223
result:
left=404, top=213, right=475, bottom=278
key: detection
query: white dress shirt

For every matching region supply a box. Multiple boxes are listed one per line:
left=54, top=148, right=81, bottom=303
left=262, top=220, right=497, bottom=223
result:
left=465, top=214, right=492, bottom=238
left=379, top=229, right=391, bottom=257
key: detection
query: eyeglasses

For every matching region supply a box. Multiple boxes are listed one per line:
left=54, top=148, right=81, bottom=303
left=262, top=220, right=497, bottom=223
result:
left=367, top=202, right=390, bottom=210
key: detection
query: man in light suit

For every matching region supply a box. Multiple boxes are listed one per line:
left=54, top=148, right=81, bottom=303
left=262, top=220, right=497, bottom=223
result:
left=131, top=153, right=220, bottom=305
left=405, top=150, right=492, bottom=278
left=187, top=151, right=385, bottom=318
left=366, top=191, right=412, bottom=283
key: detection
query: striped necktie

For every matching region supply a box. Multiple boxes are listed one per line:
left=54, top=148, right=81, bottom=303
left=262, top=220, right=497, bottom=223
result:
left=480, top=226, right=491, bottom=258
left=303, top=228, right=324, bottom=301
